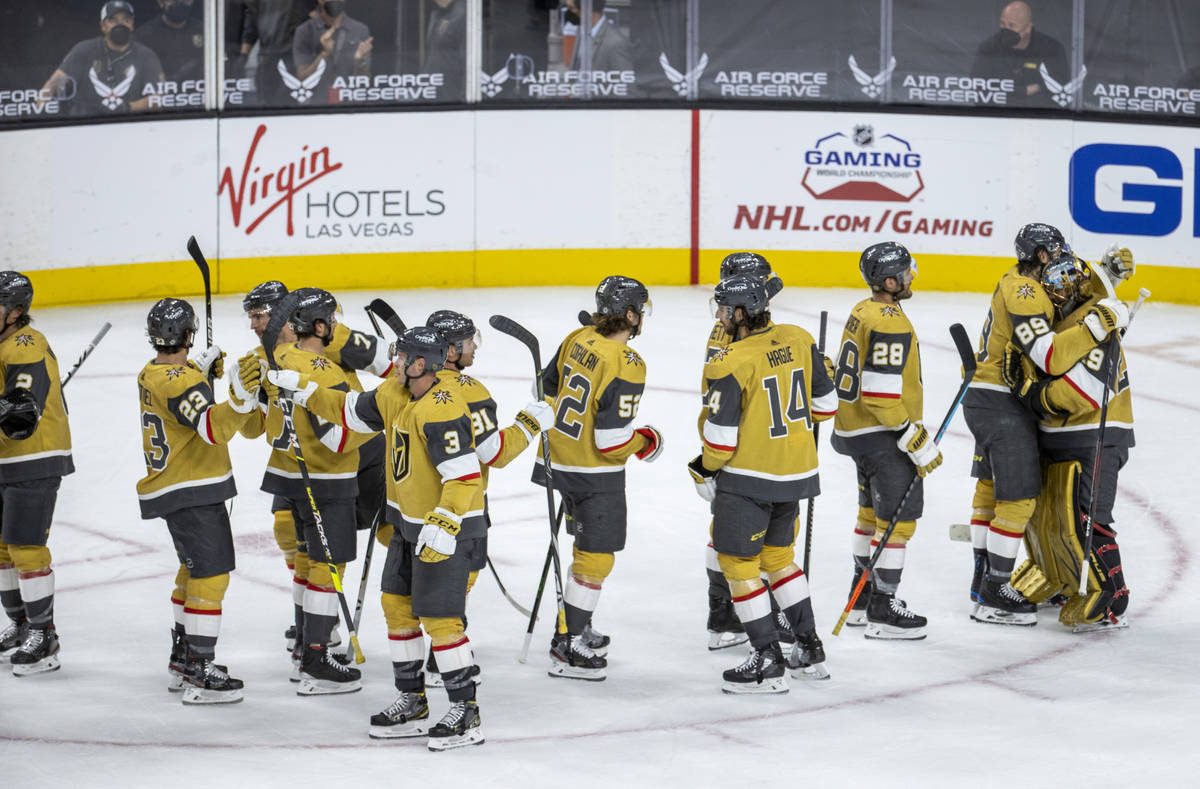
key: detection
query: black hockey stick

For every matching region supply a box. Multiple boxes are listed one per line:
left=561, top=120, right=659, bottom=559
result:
left=60, top=322, right=112, bottom=388
left=185, top=236, right=215, bottom=387
left=578, top=310, right=593, bottom=326
left=488, top=556, right=533, bottom=618
left=366, top=299, right=407, bottom=336
left=802, top=310, right=828, bottom=577
left=351, top=506, right=383, bottom=635
left=834, top=322, right=977, bottom=635
left=363, top=306, right=384, bottom=338
left=488, top=315, right=570, bottom=657
left=517, top=502, right=566, bottom=662
left=263, top=294, right=365, bottom=664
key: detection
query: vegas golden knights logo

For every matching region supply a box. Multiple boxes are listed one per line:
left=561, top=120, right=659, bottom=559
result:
left=391, top=427, right=411, bottom=482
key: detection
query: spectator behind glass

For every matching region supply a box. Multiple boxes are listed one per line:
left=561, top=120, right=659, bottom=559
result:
left=971, top=1, right=1067, bottom=108
left=241, top=0, right=315, bottom=106
left=424, top=0, right=465, bottom=97
left=292, top=0, right=372, bottom=104
left=41, top=0, right=165, bottom=117
left=137, top=0, right=204, bottom=85
left=566, top=0, right=633, bottom=74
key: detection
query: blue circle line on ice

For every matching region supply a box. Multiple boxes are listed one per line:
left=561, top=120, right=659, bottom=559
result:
left=1, top=487, right=1180, bottom=751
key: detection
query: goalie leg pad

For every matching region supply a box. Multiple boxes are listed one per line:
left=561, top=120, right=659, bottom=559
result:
left=1022, top=462, right=1087, bottom=603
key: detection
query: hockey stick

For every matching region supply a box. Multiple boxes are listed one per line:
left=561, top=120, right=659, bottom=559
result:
left=363, top=306, right=384, bottom=338
left=263, top=295, right=365, bottom=664
left=1076, top=287, right=1150, bottom=595
left=487, top=556, right=533, bottom=618
left=578, top=310, right=593, bottom=326
left=185, top=236, right=215, bottom=387
left=351, top=506, right=383, bottom=635
left=487, top=315, right=570, bottom=655
left=833, top=322, right=977, bottom=635
left=517, top=502, right=566, bottom=663
left=60, top=322, right=112, bottom=388
left=802, top=310, right=828, bottom=577
left=366, top=299, right=407, bottom=336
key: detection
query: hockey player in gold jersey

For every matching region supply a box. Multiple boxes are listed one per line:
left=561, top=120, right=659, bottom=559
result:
left=1006, top=249, right=1136, bottom=630
left=422, top=309, right=551, bottom=686
left=831, top=243, right=941, bottom=640
left=261, top=288, right=374, bottom=695
left=964, top=223, right=1129, bottom=626
left=0, top=272, right=73, bottom=676
left=688, top=275, right=838, bottom=693
left=137, top=298, right=260, bottom=703
left=536, top=275, right=662, bottom=680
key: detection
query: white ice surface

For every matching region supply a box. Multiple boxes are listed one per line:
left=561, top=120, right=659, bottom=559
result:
left=1, top=285, right=1197, bottom=788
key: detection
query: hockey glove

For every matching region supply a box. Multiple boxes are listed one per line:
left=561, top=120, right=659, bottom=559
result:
left=265, top=369, right=318, bottom=408
left=1000, top=342, right=1036, bottom=391
left=1101, top=244, right=1135, bottom=282
left=687, top=455, right=717, bottom=501
left=195, top=345, right=226, bottom=380
left=416, top=508, right=461, bottom=563
left=823, top=354, right=836, bottom=384
left=515, top=399, right=553, bottom=440
left=0, top=388, right=40, bottom=440
left=227, top=353, right=261, bottom=414
left=635, top=425, right=664, bottom=462
left=1083, top=298, right=1130, bottom=341
left=896, top=421, right=942, bottom=477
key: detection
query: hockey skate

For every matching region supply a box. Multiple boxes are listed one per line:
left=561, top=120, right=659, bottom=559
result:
left=368, top=691, right=430, bottom=739
left=970, top=550, right=987, bottom=605
left=182, top=654, right=244, bottom=705
left=285, top=624, right=298, bottom=652
left=971, top=578, right=1037, bottom=626
left=707, top=595, right=748, bottom=651
left=1071, top=613, right=1129, bottom=634
left=581, top=620, right=610, bottom=657
left=865, top=593, right=928, bottom=641
left=0, top=617, right=29, bottom=663
left=427, top=701, right=484, bottom=751
left=722, top=642, right=787, bottom=694
left=425, top=644, right=482, bottom=689
left=10, top=625, right=60, bottom=676
left=298, top=644, right=362, bottom=695
left=788, top=631, right=830, bottom=680
left=548, top=632, right=607, bottom=681
left=168, top=630, right=188, bottom=691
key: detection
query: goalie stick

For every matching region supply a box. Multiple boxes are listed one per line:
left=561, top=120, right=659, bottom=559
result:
left=263, top=293, right=365, bottom=664
left=487, top=315, right=569, bottom=662
left=834, top=323, right=976, bottom=636
left=60, top=322, right=112, bottom=388
left=185, top=236, right=215, bottom=387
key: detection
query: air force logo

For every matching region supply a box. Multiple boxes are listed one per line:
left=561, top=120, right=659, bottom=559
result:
left=277, top=58, right=326, bottom=104
left=848, top=55, right=896, bottom=99
left=1039, top=62, right=1088, bottom=108
left=89, top=65, right=135, bottom=110
left=659, top=52, right=709, bottom=97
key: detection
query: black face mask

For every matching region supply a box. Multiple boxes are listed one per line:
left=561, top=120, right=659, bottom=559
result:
left=107, top=24, right=133, bottom=46
left=998, top=27, right=1021, bottom=48
left=323, top=1, right=345, bottom=17
left=164, top=3, right=191, bottom=23
left=564, top=8, right=581, bottom=25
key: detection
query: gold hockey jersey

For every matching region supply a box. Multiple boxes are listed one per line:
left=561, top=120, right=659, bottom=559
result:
left=700, top=323, right=838, bottom=502
left=451, top=371, right=536, bottom=472
left=306, top=371, right=485, bottom=542
left=0, top=327, right=73, bottom=483
left=260, top=343, right=372, bottom=502
left=831, top=299, right=924, bottom=455
left=137, top=361, right=250, bottom=518
left=535, top=326, right=652, bottom=493
left=966, top=266, right=1101, bottom=413
left=1038, top=293, right=1134, bottom=450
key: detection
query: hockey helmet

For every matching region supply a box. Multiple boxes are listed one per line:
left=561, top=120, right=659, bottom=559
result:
left=859, top=242, right=915, bottom=291
left=1014, top=223, right=1066, bottom=264
left=393, top=326, right=449, bottom=373
left=146, top=297, right=197, bottom=348
left=426, top=310, right=480, bottom=351
left=287, top=287, right=338, bottom=336
left=0, top=271, right=33, bottom=313
left=711, top=274, right=769, bottom=320
left=719, top=252, right=772, bottom=282
left=243, top=281, right=288, bottom=314
left=595, top=275, right=651, bottom=319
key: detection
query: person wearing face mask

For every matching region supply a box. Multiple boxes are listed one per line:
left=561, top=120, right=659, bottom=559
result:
left=40, top=1, right=165, bottom=117
left=292, top=0, right=372, bottom=104
left=137, top=0, right=205, bottom=85
left=970, top=1, right=1068, bottom=109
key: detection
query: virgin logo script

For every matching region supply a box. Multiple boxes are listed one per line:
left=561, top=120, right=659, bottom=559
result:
left=219, top=124, right=343, bottom=236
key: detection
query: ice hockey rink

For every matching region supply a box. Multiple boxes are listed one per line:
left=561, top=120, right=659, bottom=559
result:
left=1, top=283, right=1196, bottom=788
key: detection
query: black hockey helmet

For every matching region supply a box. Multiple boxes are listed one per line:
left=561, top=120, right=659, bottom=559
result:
left=243, top=280, right=288, bottom=314
left=146, top=297, right=197, bottom=348
left=1040, top=251, right=1086, bottom=309
left=426, top=310, right=480, bottom=351
left=287, top=287, right=338, bottom=336
left=595, top=275, right=651, bottom=318
left=711, top=274, right=769, bottom=320
left=1014, top=223, right=1066, bottom=264
left=0, top=271, right=34, bottom=313
left=394, top=326, right=448, bottom=373
left=859, top=241, right=915, bottom=291
left=719, top=252, right=771, bottom=282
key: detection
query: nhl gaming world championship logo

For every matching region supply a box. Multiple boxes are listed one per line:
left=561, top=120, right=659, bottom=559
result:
left=1040, top=62, right=1087, bottom=107
left=659, top=52, right=709, bottom=96
left=277, top=58, right=326, bottom=103
left=848, top=55, right=896, bottom=99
